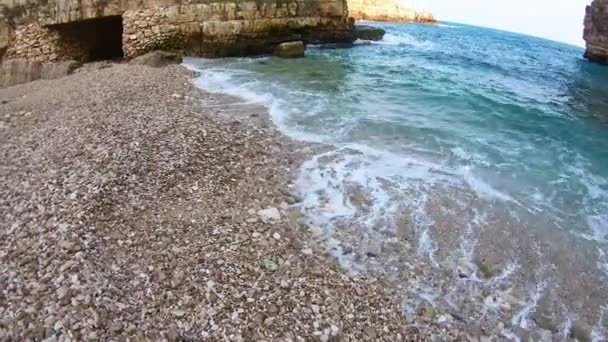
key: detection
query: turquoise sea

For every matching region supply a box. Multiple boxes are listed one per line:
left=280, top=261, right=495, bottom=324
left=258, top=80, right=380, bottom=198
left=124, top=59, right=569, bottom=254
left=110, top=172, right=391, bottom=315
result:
left=186, top=22, right=608, bottom=340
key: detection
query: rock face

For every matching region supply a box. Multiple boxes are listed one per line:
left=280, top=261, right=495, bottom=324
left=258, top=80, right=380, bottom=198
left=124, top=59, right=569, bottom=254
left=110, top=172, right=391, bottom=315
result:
left=0, top=0, right=356, bottom=85
left=348, top=0, right=436, bottom=23
left=130, top=51, right=183, bottom=68
left=0, top=59, right=42, bottom=87
left=354, top=25, right=385, bottom=41
left=0, top=58, right=81, bottom=86
left=274, top=41, right=305, bottom=58
left=584, top=0, right=608, bottom=64
left=0, top=0, right=353, bottom=61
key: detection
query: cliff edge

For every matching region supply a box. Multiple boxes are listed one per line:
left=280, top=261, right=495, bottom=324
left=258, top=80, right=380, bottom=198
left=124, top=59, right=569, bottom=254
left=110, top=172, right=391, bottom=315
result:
left=584, top=0, right=608, bottom=64
left=348, top=0, right=435, bottom=23
left=0, top=0, right=356, bottom=85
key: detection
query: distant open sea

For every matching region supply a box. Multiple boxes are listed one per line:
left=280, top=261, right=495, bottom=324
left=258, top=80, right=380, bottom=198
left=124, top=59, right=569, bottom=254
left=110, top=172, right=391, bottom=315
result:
left=186, top=22, right=608, bottom=340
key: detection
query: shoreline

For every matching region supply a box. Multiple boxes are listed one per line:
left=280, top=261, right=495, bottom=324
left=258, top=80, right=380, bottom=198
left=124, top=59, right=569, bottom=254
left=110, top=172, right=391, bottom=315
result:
left=182, top=46, right=608, bottom=342
left=0, top=62, right=461, bottom=340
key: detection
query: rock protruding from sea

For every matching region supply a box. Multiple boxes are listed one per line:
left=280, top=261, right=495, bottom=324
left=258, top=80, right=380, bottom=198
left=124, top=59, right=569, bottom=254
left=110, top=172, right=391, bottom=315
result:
left=584, top=0, right=608, bottom=64
left=274, top=41, right=305, bottom=58
left=354, top=26, right=386, bottom=41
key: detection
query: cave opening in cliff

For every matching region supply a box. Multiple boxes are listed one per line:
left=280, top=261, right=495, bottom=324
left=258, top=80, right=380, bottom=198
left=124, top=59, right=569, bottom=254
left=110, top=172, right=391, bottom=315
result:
left=50, top=16, right=124, bottom=62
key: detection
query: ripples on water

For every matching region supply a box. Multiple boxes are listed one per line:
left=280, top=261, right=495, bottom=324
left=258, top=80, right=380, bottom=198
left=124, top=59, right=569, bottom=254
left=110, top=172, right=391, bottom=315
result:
left=186, top=22, right=608, bottom=340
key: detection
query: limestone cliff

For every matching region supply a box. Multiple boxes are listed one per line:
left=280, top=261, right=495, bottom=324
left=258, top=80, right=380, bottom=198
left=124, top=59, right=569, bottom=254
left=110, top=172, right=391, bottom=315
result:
left=347, top=0, right=435, bottom=23
left=584, top=0, right=608, bottom=64
left=0, top=0, right=354, bottom=65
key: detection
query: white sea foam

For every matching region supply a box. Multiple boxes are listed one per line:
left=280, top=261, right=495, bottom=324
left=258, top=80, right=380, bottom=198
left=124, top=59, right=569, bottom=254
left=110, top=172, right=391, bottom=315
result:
left=353, top=39, right=372, bottom=46
left=450, top=146, right=491, bottom=167
left=591, top=306, right=608, bottom=342
left=373, top=33, right=434, bottom=49
left=500, top=330, right=522, bottom=342
left=460, top=165, right=516, bottom=203
left=183, top=59, right=330, bottom=143
left=512, top=280, right=548, bottom=329
left=437, top=23, right=460, bottom=28
left=561, top=156, right=608, bottom=242
left=598, top=248, right=608, bottom=280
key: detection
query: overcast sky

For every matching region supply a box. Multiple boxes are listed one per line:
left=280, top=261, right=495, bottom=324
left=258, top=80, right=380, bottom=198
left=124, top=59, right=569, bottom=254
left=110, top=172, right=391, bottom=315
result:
left=414, top=0, right=591, bottom=47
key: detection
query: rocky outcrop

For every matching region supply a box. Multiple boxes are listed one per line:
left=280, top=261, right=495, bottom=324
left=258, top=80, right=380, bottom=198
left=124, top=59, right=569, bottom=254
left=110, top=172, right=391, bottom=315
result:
left=274, top=41, right=305, bottom=58
left=0, top=0, right=356, bottom=86
left=130, top=51, right=182, bottom=68
left=0, top=0, right=353, bottom=61
left=348, top=0, right=436, bottom=23
left=354, top=25, right=385, bottom=41
left=584, top=0, right=608, bottom=64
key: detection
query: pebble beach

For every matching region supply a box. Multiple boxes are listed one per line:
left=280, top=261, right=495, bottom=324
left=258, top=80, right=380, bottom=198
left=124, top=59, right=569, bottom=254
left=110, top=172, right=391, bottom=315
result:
left=0, top=63, right=463, bottom=341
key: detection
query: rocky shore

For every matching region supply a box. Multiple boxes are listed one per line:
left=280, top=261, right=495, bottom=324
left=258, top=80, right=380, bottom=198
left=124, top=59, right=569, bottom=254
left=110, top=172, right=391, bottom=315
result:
left=0, top=63, right=462, bottom=341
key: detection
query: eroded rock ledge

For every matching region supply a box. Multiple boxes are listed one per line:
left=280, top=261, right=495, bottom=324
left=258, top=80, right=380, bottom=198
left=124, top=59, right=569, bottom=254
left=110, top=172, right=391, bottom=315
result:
left=0, top=0, right=355, bottom=85
left=584, top=0, right=608, bottom=64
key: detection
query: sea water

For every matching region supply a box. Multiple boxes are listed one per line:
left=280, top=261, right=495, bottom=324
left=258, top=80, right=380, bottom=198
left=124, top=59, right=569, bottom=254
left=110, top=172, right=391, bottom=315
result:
left=185, top=22, right=608, bottom=340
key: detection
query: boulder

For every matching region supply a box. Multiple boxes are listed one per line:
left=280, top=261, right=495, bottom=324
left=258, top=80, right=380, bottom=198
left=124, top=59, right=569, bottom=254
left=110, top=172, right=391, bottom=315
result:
left=354, top=25, right=386, bottom=41
left=130, top=50, right=183, bottom=67
left=41, top=60, right=82, bottom=80
left=0, top=59, right=42, bottom=87
left=273, top=41, right=305, bottom=58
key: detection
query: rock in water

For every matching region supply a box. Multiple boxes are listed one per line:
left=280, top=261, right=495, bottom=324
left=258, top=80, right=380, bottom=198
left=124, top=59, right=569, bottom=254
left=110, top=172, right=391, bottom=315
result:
left=274, top=41, right=305, bottom=58
left=354, top=25, right=386, bottom=41
left=130, top=51, right=183, bottom=68
left=584, top=0, right=608, bottom=64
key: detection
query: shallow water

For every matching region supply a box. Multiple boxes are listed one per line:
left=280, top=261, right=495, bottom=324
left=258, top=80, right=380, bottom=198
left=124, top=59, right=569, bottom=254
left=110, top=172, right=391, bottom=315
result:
left=186, top=22, right=608, bottom=340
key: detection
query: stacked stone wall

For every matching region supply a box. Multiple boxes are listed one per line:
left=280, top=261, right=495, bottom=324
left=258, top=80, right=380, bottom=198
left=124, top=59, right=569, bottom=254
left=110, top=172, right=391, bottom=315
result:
left=4, top=23, right=62, bottom=62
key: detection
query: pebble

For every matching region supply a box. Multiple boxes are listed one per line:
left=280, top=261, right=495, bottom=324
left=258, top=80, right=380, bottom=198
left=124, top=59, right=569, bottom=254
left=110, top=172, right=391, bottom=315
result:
left=172, top=309, right=186, bottom=317
left=109, top=322, right=123, bottom=333
left=257, top=207, right=281, bottom=222
left=263, top=258, right=279, bottom=272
